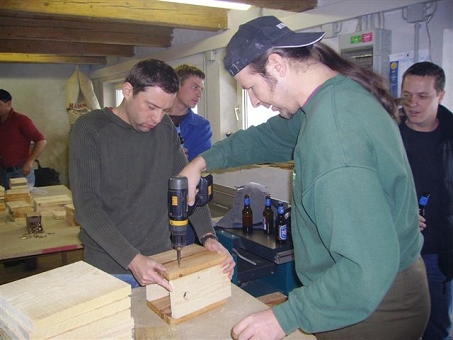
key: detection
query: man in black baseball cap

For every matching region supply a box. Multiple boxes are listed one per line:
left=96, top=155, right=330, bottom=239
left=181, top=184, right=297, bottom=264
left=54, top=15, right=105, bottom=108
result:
left=179, top=15, right=429, bottom=340
left=0, top=89, right=13, bottom=102
left=224, top=16, right=324, bottom=77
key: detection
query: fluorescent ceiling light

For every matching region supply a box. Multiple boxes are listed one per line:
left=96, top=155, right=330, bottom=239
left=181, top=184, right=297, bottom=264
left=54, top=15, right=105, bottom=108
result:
left=159, top=0, right=251, bottom=11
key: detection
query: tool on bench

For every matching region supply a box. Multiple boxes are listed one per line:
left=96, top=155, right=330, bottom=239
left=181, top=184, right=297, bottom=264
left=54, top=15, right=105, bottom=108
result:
left=168, top=173, right=213, bottom=267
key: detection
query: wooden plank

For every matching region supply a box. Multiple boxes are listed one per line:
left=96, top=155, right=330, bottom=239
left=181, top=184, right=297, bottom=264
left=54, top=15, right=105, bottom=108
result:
left=147, top=298, right=227, bottom=325
left=49, top=308, right=133, bottom=339
left=0, top=15, right=173, bottom=47
left=0, top=39, right=135, bottom=57
left=0, top=53, right=107, bottom=64
left=33, top=194, right=72, bottom=207
left=1, top=0, right=228, bottom=30
left=151, top=244, right=226, bottom=280
left=257, top=292, right=288, bottom=307
left=169, top=264, right=231, bottom=319
left=146, top=244, right=231, bottom=323
left=0, top=261, right=131, bottom=332
left=31, top=297, right=131, bottom=339
left=9, top=177, right=27, bottom=188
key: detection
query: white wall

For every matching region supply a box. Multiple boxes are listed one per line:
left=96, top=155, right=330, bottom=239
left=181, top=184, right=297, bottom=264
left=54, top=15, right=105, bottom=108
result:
left=0, top=64, right=94, bottom=185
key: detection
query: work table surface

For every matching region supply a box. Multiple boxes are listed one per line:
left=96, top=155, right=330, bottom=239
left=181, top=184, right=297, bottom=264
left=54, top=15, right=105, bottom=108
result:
left=132, top=284, right=315, bottom=340
left=0, top=185, right=82, bottom=261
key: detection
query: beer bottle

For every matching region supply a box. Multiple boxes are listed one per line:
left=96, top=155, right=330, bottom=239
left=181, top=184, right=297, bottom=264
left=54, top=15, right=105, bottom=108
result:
left=275, top=201, right=287, bottom=244
left=263, top=194, right=274, bottom=235
left=418, top=192, right=430, bottom=218
left=242, top=194, right=253, bottom=234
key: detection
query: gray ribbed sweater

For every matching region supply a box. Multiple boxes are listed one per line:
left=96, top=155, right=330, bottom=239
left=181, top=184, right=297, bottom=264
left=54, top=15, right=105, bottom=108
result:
left=69, top=108, right=214, bottom=274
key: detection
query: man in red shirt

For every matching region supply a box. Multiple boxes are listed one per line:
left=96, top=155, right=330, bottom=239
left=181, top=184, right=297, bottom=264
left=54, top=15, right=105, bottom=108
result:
left=0, top=89, right=47, bottom=271
left=0, top=89, right=47, bottom=190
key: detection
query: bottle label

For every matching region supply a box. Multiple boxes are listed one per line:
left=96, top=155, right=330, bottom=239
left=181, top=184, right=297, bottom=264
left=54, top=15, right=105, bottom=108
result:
left=278, top=224, right=287, bottom=240
left=419, top=195, right=429, bottom=206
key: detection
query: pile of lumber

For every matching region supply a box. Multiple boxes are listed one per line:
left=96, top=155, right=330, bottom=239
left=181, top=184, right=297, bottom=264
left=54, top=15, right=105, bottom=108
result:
left=4, top=178, right=33, bottom=222
left=6, top=178, right=31, bottom=204
left=32, top=194, right=72, bottom=217
left=0, top=261, right=134, bottom=339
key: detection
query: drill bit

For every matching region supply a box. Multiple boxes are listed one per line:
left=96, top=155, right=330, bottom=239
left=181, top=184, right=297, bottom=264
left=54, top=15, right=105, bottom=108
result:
left=177, top=248, right=182, bottom=267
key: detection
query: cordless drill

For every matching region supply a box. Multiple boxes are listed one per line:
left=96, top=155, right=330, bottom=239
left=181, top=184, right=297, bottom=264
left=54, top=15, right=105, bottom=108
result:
left=168, top=174, right=213, bottom=267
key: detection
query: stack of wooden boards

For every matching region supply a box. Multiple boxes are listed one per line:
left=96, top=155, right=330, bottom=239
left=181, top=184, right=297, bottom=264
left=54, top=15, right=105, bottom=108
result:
left=4, top=178, right=33, bottom=222
left=0, top=261, right=134, bottom=339
left=3, top=178, right=75, bottom=225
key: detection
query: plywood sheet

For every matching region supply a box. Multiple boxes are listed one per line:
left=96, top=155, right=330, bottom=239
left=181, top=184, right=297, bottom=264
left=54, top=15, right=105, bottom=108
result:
left=0, top=261, right=131, bottom=334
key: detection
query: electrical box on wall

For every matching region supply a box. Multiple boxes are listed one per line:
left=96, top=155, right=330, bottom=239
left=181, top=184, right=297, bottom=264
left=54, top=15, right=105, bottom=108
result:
left=339, top=29, right=392, bottom=80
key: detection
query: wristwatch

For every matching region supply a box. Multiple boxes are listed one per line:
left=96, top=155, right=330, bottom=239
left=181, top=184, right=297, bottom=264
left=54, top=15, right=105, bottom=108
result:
left=200, top=233, right=218, bottom=245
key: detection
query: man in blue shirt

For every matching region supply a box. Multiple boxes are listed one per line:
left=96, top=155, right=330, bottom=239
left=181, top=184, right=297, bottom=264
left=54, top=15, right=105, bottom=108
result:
left=168, top=64, right=212, bottom=244
left=169, top=64, right=212, bottom=161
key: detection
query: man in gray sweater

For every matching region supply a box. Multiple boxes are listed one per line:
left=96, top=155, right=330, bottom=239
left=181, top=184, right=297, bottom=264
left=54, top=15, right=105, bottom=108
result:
left=69, top=59, right=234, bottom=289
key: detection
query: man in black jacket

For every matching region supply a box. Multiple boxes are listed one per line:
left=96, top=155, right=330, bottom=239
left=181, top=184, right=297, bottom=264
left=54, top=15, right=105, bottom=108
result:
left=399, top=61, right=453, bottom=340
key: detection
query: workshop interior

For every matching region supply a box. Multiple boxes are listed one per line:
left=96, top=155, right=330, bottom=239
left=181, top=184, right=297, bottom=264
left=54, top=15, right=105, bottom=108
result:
left=1, top=0, right=452, bottom=339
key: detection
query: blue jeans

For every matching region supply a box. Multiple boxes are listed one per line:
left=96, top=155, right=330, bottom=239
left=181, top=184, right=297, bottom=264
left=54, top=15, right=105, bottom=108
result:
left=0, top=166, right=35, bottom=190
left=423, top=254, right=453, bottom=340
left=112, top=274, right=140, bottom=288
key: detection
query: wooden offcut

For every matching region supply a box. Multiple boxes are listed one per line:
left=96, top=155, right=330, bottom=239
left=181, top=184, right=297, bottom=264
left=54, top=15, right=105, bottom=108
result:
left=9, top=177, right=28, bottom=189
left=32, top=194, right=72, bottom=216
left=146, top=244, right=231, bottom=324
left=6, top=200, right=33, bottom=221
left=5, top=188, right=32, bottom=203
left=64, top=204, right=79, bottom=226
left=0, top=261, right=133, bottom=339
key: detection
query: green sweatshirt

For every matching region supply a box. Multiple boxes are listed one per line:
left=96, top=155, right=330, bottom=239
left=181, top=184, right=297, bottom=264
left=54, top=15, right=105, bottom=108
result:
left=69, top=108, right=214, bottom=274
left=201, top=75, right=422, bottom=333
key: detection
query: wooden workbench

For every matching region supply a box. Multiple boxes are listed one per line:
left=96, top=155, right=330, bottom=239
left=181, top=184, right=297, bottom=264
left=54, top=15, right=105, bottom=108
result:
left=132, top=284, right=315, bottom=339
left=0, top=185, right=82, bottom=262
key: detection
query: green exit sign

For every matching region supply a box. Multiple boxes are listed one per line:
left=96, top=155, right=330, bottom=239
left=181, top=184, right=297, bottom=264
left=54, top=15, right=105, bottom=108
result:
left=350, top=35, right=362, bottom=44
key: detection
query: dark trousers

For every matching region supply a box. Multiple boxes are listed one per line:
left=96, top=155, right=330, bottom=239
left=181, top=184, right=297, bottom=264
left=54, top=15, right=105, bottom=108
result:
left=422, top=254, right=453, bottom=340
left=316, top=257, right=430, bottom=340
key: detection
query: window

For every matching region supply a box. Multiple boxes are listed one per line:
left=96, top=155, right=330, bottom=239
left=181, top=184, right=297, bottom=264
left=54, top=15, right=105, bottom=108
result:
left=242, top=89, right=278, bottom=129
left=115, top=83, right=123, bottom=106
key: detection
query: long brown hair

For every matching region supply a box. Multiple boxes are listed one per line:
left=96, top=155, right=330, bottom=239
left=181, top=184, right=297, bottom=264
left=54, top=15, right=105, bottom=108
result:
left=248, top=43, right=399, bottom=123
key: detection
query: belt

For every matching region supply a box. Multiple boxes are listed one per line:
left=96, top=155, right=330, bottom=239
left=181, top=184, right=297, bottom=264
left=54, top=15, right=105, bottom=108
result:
left=1, top=164, right=23, bottom=172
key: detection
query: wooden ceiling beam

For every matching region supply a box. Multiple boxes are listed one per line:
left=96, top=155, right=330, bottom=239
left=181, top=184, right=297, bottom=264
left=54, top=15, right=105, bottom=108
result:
left=0, top=53, right=107, bottom=65
left=236, top=0, right=317, bottom=12
left=0, top=40, right=135, bottom=57
left=1, top=0, right=228, bottom=30
left=0, top=16, right=173, bottom=47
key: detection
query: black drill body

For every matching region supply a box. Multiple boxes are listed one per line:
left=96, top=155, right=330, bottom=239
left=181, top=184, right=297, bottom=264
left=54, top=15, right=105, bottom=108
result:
left=168, top=174, right=213, bottom=266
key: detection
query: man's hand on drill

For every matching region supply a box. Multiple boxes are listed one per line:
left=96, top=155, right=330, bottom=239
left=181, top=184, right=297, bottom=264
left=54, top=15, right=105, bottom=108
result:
left=128, top=254, right=173, bottom=291
left=203, top=238, right=236, bottom=280
left=178, top=156, right=207, bottom=206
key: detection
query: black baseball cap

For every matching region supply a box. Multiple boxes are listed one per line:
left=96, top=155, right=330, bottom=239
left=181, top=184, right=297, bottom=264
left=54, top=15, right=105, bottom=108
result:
left=224, top=16, right=325, bottom=77
left=0, top=89, right=12, bottom=102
